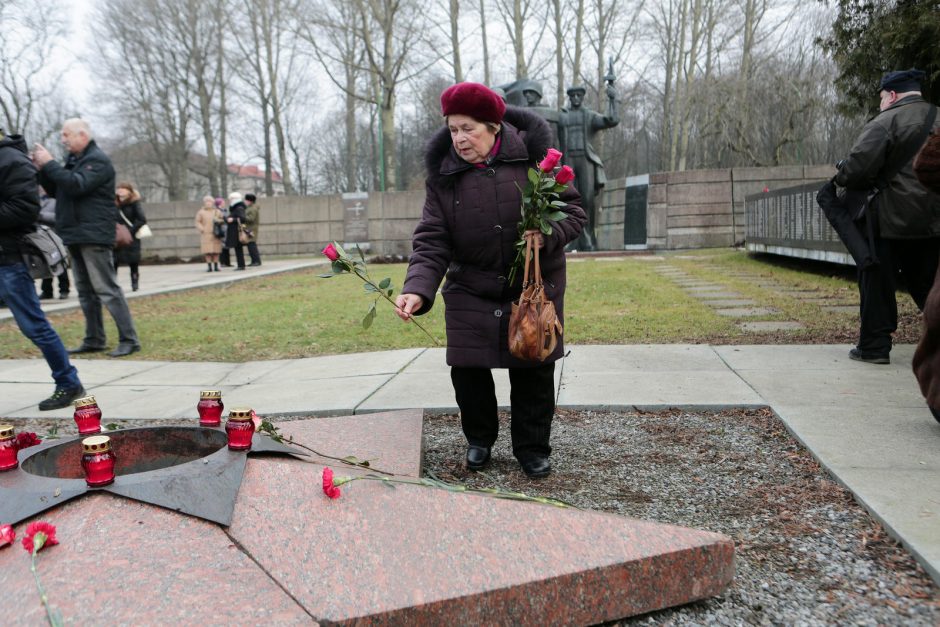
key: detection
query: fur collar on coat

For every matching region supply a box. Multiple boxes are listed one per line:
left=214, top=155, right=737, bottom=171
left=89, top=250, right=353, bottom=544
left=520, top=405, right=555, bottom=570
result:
left=424, top=106, right=554, bottom=186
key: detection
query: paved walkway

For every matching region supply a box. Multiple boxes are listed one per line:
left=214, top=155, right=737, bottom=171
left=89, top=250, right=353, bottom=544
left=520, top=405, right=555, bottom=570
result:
left=0, top=258, right=937, bottom=585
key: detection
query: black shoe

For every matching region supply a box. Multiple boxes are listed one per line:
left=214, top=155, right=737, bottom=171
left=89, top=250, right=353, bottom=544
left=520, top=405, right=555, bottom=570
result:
left=39, top=293, right=54, bottom=300
left=249, top=262, right=262, bottom=267
left=519, top=455, right=551, bottom=478
left=234, top=267, right=246, bottom=271
left=466, top=445, right=491, bottom=471
left=109, top=344, right=141, bottom=358
left=38, top=385, right=86, bottom=411
left=58, top=293, right=69, bottom=300
left=849, top=348, right=890, bottom=365
left=68, top=344, right=107, bottom=355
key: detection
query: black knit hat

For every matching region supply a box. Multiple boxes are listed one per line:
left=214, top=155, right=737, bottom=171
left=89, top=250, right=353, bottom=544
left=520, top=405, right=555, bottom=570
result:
left=879, top=69, right=926, bottom=93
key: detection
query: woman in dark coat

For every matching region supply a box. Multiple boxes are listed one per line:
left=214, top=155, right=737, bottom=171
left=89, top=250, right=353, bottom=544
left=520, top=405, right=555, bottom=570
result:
left=396, top=82, right=585, bottom=477
left=911, top=131, right=940, bottom=423
left=114, top=181, right=148, bottom=291
left=224, top=191, right=247, bottom=270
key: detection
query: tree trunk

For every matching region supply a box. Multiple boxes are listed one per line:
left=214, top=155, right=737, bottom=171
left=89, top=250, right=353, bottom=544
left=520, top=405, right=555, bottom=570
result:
left=479, top=0, right=490, bottom=85
left=450, top=0, right=462, bottom=82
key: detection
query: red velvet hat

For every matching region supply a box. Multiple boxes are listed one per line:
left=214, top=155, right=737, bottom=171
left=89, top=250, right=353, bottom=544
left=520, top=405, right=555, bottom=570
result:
left=440, top=82, right=506, bottom=124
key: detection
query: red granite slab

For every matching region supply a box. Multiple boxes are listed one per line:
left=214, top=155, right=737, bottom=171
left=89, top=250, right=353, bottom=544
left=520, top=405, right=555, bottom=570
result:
left=230, top=455, right=735, bottom=624
left=0, top=493, right=312, bottom=625
left=272, top=409, right=424, bottom=477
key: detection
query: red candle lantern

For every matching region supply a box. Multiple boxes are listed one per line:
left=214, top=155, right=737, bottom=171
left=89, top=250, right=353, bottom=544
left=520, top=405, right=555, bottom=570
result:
left=73, top=396, right=102, bottom=435
left=0, top=425, right=18, bottom=472
left=197, top=390, right=224, bottom=426
left=225, top=407, right=255, bottom=451
left=81, top=435, right=116, bottom=487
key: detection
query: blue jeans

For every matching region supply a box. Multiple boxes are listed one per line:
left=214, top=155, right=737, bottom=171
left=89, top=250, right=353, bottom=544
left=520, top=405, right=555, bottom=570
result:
left=69, top=245, right=140, bottom=348
left=0, top=262, right=82, bottom=389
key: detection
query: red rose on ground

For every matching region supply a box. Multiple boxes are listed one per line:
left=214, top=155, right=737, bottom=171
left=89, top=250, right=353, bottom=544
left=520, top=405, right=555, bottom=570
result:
left=322, top=467, right=341, bottom=499
left=555, top=165, right=575, bottom=185
left=0, top=524, right=14, bottom=548
left=15, top=432, right=42, bottom=450
left=539, top=148, right=562, bottom=172
left=322, top=243, right=339, bottom=261
left=22, top=521, right=58, bottom=554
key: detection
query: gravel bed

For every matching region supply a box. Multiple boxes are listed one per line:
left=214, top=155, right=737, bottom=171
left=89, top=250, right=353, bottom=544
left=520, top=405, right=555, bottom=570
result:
left=422, top=407, right=940, bottom=625
left=9, top=408, right=939, bottom=625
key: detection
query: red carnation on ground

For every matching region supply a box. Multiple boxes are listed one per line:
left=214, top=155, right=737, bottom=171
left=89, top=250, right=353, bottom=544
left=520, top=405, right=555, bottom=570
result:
left=322, top=467, right=341, bottom=499
left=22, top=521, right=58, bottom=554
left=16, top=432, right=42, bottom=450
left=0, top=524, right=14, bottom=548
left=555, top=165, right=575, bottom=186
left=321, top=243, right=339, bottom=261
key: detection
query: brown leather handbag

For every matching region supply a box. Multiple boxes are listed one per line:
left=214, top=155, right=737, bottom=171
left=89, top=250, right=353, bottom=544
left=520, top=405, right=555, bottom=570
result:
left=115, top=222, right=133, bottom=248
left=508, top=233, right=563, bottom=361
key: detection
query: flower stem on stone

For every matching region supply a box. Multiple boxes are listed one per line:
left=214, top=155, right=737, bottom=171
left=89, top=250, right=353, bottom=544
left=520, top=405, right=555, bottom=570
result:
left=28, top=537, right=62, bottom=627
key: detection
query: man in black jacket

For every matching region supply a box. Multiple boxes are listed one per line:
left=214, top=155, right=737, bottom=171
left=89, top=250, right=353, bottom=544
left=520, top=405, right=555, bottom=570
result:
left=0, top=129, right=85, bottom=409
left=835, top=70, right=940, bottom=364
left=33, top=119, right=141, bottom=357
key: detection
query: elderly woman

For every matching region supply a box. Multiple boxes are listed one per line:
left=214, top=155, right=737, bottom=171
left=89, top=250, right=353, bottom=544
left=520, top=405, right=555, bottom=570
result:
left=395, top=82, right=585, bottom=478
left=194, top=195, right=224, bottom=271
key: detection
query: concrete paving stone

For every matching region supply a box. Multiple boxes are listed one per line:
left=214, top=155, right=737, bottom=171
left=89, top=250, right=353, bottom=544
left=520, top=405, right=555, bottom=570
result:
left=0, top=358, right=164, bottom=386
left=715, top=307, right=779, bottom=317
left=685, top=285, right=727, bottom=292
left=819, top=466, right=940, bottom=584
left=733, top=367, right=923, bottom=409
left=674, top=281, right=716, bottom=288
left=557, top=371, right=764, bottom=406
left=359, top=367, right=563, bottom=412
left=117, top=361, right=242, bottom=386
left=596, top=256, right=628, bottom=262
left=701, top=299, right=757, bottom=307
left=560, top=344, right=729, bottom=373
left=628, top=255, right=663, bottom=261
left=220, top=359, right=297, bottom=385
left=0, top=382, right=76, bottom=418
left=249, top=348, right=424, bottom=384
left=0, top=495, right=308, bottom=625
left=821, top=305, right=859, bottom=315
left=736, top=321, right=805, bottom=332
left=230, top=374, right=393, bottom=416
left=688, top=291, right=742, bottom=299
left=714, top=344, right=916, bottom=371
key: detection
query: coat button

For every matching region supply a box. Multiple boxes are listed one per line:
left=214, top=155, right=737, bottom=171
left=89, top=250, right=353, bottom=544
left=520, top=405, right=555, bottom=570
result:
left=497, top=275, right=505, bottom=282
left=494, top=309, right=503, bottom=318
left=485, top=168, right=496, bottom=177
left=494, top=224, right=502, bottom=232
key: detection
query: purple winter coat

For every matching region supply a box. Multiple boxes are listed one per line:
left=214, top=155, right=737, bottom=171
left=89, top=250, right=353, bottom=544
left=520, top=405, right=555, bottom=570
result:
left=402, top=106, right=586, bottom=368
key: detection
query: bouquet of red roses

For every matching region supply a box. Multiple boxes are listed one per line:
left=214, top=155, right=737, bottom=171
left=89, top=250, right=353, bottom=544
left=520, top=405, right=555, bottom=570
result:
left=508, top=148, right=575, bottom=286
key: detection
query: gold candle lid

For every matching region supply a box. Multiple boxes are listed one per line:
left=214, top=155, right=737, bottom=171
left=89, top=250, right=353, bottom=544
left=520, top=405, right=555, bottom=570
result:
left=74, top=396, right=98, bottom=408
left=200, top=390, right=222, bottom=399
left=228, top=407, right=253, bottom=421
left=82, top=435, right=111, bottom=453
left=0, top=424, right=13, bottom=439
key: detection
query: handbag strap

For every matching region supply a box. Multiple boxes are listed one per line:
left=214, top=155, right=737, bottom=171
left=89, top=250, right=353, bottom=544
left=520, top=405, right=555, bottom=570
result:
left=521, top=232, right=543, bottom=289
left=119, top=209, right=134, bottom=228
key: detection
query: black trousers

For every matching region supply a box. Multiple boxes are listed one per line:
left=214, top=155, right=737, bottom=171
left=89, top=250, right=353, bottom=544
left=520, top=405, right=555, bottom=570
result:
left=857, top=234, right=940, bottom=355
left=247, top=241, right=261, bottom=264
left=451, top=363, right=555, bottom=460
left=40, top=271, right=70, bottom=297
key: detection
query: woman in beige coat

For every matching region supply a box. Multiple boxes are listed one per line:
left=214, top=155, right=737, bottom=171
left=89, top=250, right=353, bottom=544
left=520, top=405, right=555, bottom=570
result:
left=194, top=195, right=224, bottom=271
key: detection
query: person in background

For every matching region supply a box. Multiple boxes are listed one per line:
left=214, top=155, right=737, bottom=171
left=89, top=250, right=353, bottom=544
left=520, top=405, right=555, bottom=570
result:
left=195, top=195, right=224, bottom=271
left=395, top=82, right=585, bottom=478
left=244, top=193, right=262, bottom=266
left=835, top=69, right=940, bottom=365
left=224, top=191, right=247, bottom=271
left=33, top=118, right=141, bottom=358
left=217, top=197, right=231, bottom=267
left=0, top=126, right=85, bottom=409
left=37, top=185, right=69, bottom=300
left=114, top=181, right=148, bottom=292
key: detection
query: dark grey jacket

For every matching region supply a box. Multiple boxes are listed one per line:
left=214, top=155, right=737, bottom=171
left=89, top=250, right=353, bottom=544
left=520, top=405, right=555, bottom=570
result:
left=0, top=134, right=40, bottom=261
left=835, top=95, right=940, bottom=239
left=403, top=106, right=585, bottom=368
left=38, top=140, right=117, bottom=247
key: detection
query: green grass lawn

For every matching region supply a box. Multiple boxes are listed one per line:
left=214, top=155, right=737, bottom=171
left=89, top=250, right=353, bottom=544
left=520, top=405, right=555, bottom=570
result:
left=0, top=249, right=921, bottom=362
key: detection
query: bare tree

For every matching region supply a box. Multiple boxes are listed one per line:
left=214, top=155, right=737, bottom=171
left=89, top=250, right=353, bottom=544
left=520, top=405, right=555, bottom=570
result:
left=0, top=0, right=71, bottom=139
left=449, top=0, right=463, bottom=82
left=493, top=0, right=550, bottom=79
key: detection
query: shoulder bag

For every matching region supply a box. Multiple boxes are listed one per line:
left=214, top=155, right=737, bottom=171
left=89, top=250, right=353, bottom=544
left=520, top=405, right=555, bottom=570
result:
left=115, top=222, right=133, bottom=248
left=20, top=224, right=70, bottom=279
left=508, top=233, right=563, bottom=362
left=120, top=209, right=152, bottom=239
